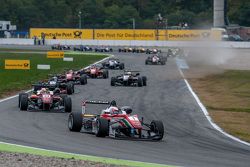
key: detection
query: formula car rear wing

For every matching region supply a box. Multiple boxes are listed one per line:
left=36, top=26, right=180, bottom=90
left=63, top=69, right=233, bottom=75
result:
left=81, top=100, right=110, bottom=115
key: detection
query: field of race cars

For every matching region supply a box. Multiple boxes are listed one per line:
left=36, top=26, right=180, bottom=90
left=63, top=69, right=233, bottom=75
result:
left=0, top=45, right=250, bottom=167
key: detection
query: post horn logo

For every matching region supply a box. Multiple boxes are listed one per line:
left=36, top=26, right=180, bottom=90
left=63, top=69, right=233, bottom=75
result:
left=73, top=31, right=82, bottom=38
left=23, top=63, right=29, bottom=67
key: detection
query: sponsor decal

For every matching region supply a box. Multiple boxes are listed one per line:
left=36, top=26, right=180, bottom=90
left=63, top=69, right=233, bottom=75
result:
left=5, top=60, right=30, bottom=70
left=47, top=51, right=64, bottom=58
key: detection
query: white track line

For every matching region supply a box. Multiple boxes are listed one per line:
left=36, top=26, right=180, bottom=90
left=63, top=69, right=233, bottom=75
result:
left=176, top=60, right=250, bottom=147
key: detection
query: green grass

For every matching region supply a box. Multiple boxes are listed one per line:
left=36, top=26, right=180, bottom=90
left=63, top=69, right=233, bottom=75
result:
left=0, top=142, right=175, bottom=167
left=0, top=52, right=107, bottom=98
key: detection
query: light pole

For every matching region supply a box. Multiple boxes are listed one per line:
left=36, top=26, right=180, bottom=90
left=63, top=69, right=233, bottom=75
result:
left=132, top=18, right=135, bottom=40
left=132, top=18, right=135, bottom=29
left=78, top=11, right=82, bottom=29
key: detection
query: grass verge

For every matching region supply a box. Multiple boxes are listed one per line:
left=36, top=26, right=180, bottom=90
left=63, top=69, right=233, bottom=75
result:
left=0, top=52, right=107, bottom=98
left=188, top=70, right=250, bottom=142
left=0, top=142, right=174, bottom=167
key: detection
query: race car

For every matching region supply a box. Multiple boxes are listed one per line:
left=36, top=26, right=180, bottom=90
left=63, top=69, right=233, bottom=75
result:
left=73, top=45, right=93, bottom=52
left=95, top=47, right=113, bottom=52
left=81, top=65, right=109, bottom=79
left=68, top=100, right=164, bottom=141
left=18, top=88, right=72, bottom=112
left=33, top=77, right=75, bottom=95
left=51, top=44, right=71, bottom=50
left=167, top=48, right=184, bottom=57
left=56, top=70, right=88, bottom=85
left=118, top=47, right=133, bottom=53
left=145, top=54, right=166, bottom=65
left=111, top=70, right=147, bottom=87
left=133, top=47, right=146, bottom=53
left=146, top=48, right=161, bottom=54
left=101, top=58, right=125, bottom=70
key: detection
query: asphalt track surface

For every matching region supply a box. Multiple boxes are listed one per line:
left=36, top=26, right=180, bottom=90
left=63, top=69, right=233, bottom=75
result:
left=0, top=49, right=250, bottom=167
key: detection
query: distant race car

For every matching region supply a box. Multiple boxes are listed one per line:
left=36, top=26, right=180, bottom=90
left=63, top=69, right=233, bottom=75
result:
left=56, top=70, right=88, bottom=85
left=145, top=54, right=166, bottom=65
left=95, top=47, right=113, bottom=52
left=133, top=47, right=146, bottom=53
left=167, top=48, right=183, bottom=57
left=146, top=48, right=161, bottom=54
left=51, top=44, right=71, bottom=50
left=18, top=88, right=72, bottom=112
left=32, top=80, right=74, bottom=95
left=82, top=65, right=109, bottom=79
left=68, top=100, right=164, bottom=141
left=73, top=45, right=93, bottom=52
left=102, top=58, right=125, bottom=70
left=118, top=47, right=133, bottom=52
left=111, top=70, right=147, bottom=87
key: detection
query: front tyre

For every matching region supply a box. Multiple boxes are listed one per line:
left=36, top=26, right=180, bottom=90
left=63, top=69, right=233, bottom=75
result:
left=96, top=118, right=109, bottom=137
left=150, top=120, right=164, bottom=140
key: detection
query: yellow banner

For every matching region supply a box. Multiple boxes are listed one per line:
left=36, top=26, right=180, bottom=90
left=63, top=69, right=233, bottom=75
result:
left=167, top=30, right=216, bottom=41
left=94, top=29, right=155, bottom=40
left=47, top=51, right=64, bottom=58
left=5, top=60, right=30, bottom=70
left=30, top=28, right=221, bottom=41
left=30, top=28, right=93, bottom=39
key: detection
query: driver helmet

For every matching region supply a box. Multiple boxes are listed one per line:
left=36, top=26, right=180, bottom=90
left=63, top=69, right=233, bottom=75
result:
left=127, top=71, right=132, bottom=75
left=110, top=100, right=117, bottom=106
left=40, top=88, right=47, bottom=93
left=110, top=106, right=119, bottom=114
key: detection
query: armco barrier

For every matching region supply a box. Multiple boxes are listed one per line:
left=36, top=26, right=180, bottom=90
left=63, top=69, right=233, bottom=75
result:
left=0, top=38, right=250, bottom=48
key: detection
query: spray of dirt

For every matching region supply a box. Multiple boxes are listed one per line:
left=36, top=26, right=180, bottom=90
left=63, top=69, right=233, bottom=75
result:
left=182, top=45, right=250, bottom=78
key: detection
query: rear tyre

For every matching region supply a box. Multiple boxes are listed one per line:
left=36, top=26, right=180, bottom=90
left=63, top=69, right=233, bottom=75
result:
left=103, top=70, right=109, bottom=79
left=20, top=94, right=29, bottom=111
left=68, top=111, right=82, bottom=132
left=137, top=77, right=143, bottom=87
left=111, top=77, right=116, bottom=86
left=119, top=63, right=125, bottom=70
left=145, top=60, right=149, bottom=65
left=80, top=74, right=87, bottom=85
left=142, top=76, right=147, bottom=86
left=66, top=83, right=73, bottom=95
left=64, top=97, right=72, bottom=113
left=96, top=117, right=109, bottom=137
left=150, top=120, right=164, bottom=140
left=161, top=60, right=166, bottom=65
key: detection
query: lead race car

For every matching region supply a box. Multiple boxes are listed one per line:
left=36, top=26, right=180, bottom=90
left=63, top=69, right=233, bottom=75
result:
left=18, top=88, right=72, bottom=112
left=68, top=100, right=164, bottom=141
left=145, top=54, right=166, bottom=65
left=101, top=58, right=125, bottom=70
left=111, top=70, right=147, bottom=87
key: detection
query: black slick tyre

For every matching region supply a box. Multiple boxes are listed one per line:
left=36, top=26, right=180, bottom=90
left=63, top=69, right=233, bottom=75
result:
left=68, top=111, right=82, bottom=132
left=111, top=77, right=116, bottom=86
left=20, top=94, right=29, bottom=111
left=150, top=120, right=164, bottom=140
left=96, top=117, right=109, bottom=137
left=142, top=76, right=147, bottom=86
left=64, top=97, right=72, bottom=113
left=137, top=77, right=143, bottom=87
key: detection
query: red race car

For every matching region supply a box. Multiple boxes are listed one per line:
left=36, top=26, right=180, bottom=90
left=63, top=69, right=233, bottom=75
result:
left=68, top=100, right=164, bottom=141
left=81, top=65, right=109, bottom=79
left=57, top=69, right=87, bottom=85
left=18, top=88, right=72, bottom=112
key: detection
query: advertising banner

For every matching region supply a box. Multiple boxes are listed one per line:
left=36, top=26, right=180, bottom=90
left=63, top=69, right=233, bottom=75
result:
left=30, top=28, right=93, bottom=39
left=5, top=60, right=30, bottom=70
left=47, top=51, right=64, bottom=58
